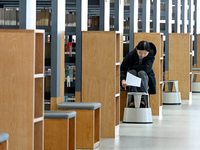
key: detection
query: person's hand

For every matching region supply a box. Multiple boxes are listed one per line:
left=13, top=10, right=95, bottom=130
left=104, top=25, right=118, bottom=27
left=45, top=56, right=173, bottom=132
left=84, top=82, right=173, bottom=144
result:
left=122, top=80, right=127, bottom=89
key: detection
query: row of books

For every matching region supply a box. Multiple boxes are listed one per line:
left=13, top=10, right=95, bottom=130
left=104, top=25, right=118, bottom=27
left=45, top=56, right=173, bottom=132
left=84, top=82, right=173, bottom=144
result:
left=0, top=8, right=76, bottom=26
left=0, top=8, right=19, bottom=25
left=64, top=96, right=75, bottom=102
left=65, top=65, right=76, bottom=82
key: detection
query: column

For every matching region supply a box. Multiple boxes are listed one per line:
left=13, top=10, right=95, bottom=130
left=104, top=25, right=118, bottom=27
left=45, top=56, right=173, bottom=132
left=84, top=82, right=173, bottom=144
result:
left=165, top=0, right=172, bottom=76
left=51, top=0, right=65, bottom=110
left=142, top=0, right=150, bottom=32
left=100, top=0, right=110, bottom=31
left=153, top=0, right=160, bottom=33
left=175, top=0, right=181, bottom=33
left=188, top=0, right=194, bottom=34
left=76, top=0, right=88, bottom=101
left=181, top=0, right=187, bottom=33
left=19, top=0, right=36, bottom=29
left=129, top=0, right=138, bottom=51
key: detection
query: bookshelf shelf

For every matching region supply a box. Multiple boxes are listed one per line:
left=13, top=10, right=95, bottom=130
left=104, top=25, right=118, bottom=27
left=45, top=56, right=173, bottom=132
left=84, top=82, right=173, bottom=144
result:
left=0, top=29, right=44, bottom=150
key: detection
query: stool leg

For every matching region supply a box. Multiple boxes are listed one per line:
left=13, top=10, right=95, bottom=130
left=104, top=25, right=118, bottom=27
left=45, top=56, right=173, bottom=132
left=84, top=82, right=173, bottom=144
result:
left=126, top=94, right=131, bottom=107
left=134, top=95, right=141, bottom=108
left=168, top=82, right=173, bottom=92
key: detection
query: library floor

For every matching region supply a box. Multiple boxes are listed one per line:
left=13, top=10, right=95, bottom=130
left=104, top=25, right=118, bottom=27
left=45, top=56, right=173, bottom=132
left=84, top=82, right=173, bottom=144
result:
left=95, top=93, right=200, bottom=150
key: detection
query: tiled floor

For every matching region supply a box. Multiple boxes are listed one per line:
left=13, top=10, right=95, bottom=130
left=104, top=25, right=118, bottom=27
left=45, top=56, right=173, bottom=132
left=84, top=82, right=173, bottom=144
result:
left=96, top=93, right=200, bottom=150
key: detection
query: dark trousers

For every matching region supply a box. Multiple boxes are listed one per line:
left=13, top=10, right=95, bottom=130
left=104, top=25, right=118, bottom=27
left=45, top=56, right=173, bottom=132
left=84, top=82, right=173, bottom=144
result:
left=128, top=69, right=149, bottom=93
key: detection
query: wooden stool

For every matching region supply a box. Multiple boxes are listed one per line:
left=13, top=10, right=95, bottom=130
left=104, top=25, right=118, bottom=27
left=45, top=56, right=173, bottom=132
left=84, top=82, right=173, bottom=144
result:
left=0, top=133, right=9, bottom=150
left=44, top=111, right=76, bottom=150
left=57, top=102, right=101, bottom=149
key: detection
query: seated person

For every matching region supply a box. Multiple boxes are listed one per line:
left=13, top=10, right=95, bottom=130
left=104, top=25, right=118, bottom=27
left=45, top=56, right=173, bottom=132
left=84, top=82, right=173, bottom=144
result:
left=120, top=40, right=157, bottom=107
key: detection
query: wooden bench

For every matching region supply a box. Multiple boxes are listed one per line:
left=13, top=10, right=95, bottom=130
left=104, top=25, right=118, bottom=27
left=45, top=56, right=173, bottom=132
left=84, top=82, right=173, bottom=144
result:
left=0, top=133, right=9, bottom=150
left=44, top=111, right=76, bottom=150
left=57, top=102, right=101, bottom=149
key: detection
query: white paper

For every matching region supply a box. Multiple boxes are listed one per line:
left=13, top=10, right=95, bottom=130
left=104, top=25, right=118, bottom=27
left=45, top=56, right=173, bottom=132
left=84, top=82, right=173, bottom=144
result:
left=126, top=72, right=141, bottom=87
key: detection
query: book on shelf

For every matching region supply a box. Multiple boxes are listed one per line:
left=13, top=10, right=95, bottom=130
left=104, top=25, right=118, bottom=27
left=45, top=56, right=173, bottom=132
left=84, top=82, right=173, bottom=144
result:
left=91, top=16, right=99, bottom=27
left=3, top=8, right=17, bottom=25
left=66, top=42, right=72, bottom=52
left=65, top=65, right=76, bottom=81
left=36, top=9, right=50, bottom=26
left=65, top=13, right=76, bottom=27
left=0, top=8, right=4, bottom=25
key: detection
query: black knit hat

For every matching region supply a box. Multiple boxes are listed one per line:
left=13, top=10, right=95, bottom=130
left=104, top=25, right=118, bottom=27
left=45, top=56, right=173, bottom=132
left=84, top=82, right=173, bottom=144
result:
left=136, top=40, right=151, bottom=52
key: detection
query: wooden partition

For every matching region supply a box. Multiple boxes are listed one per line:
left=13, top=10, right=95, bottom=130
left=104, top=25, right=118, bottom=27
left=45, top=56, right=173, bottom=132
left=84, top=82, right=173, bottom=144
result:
left=82, top=31, right=122, bottom=138
left=167, top=33, right=192, bottom=100
left=0, top=29, right=44, bottom=150
left=134, top=33, right=163, bottom=116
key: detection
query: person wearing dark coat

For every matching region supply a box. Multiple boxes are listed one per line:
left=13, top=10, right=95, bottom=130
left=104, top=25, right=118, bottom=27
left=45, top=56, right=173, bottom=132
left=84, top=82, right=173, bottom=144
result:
left=120, top=40, right=157, bottom=107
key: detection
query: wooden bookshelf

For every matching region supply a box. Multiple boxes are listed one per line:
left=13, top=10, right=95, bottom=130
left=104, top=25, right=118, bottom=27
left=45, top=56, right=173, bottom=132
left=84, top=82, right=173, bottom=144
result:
left=0, top=29, right=44, bottom=150
left=167, top=33, right=191, bottom=100
left=197, top=34, right=200, bottom=68
left=134, top=33, right=163, bottom=116
left=82, top=31, right=122, bottom=138
left=195, top=34, right=200, bottom=82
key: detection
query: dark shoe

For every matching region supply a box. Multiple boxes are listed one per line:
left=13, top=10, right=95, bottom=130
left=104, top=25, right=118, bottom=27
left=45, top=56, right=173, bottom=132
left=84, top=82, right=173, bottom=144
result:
left=129, top=102, right=135, bottom=108
left=140, top=98, right=146, bottom=108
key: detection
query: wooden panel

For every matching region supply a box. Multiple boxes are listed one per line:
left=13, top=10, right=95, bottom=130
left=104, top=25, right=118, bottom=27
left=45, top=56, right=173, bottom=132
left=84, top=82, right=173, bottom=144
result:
left=44, top=119, right=69, bottom=150
left=35, top=32, right=44, bottom=74
left=69, top=117, right=76, bottom=150
left=116, top=65, right=120, bottom=94
left=75, top=91, right=81, bottom=102
left=120, top=34, right=124, bottom=63
left=115, top=96, right=120, bottom=126
left=196, top=34, right=200, bottom=82
left=60, top=32, right=65, bottom=104
left=82, top=31, right=117, bottom=138
left=134, top=33, right=162, bottom=115
left=35, top=78, right=44, bottom=118
left=34, top=121, right=43, bottom=150
left=94, top=108, right=100, bottom=144
left=0, top=140, right=8, bottom=150
left=196, top=34, right=200, bottom=67
left=0, top=30, right=35, bottom=150
left=169, top=33, right=190, bottom=99
left=120, top=91, right=128, bottom=121
left=58, top=109, right=95, bottom=149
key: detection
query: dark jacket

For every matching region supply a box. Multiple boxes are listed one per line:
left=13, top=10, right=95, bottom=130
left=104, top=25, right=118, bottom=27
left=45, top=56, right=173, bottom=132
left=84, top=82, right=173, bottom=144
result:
left=120, top=44, right=157, bottom=94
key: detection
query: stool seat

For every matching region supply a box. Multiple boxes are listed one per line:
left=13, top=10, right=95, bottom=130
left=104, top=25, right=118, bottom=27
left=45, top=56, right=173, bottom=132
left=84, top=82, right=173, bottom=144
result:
left=0, top=133, right=9, bottom=143
left=57, top=102, right=101, bottom=110
left=44, top=111, right=76, bottom=119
